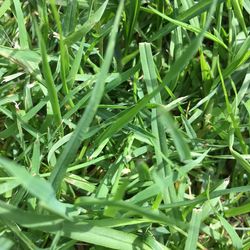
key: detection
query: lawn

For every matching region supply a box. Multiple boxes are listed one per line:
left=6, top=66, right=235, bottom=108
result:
left=0, top=0, right=250, bottom=249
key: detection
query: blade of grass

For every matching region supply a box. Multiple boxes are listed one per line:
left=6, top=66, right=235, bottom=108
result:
left=0, top=237, right=13, bottom=250
left=218, top=215, right=243, bottom=249
left=158, top=106, right=191, bottom=162
left=148, top=6, right=227, bottom=50
left=49, top=0, right=73, bottom=107
left=64, top=0, right=108, bottom=46
left=225, top=201, right=250, bottom=217
left=12, top=0, right=29, bottom=49
left=35, top=20, right=63, bottom=131
left=0, top=201, right=152, bottom=250
left=231, top=0, right=248, bottom=36
left=149, top=0, right=225, bottom=42
left=0, top=0, right=11, bottom=18
left=96, top=1, right=218, bottom=146
left=0, top=157, right=74, bottom=219
left=49, top=0, right=125, bottom=192
left=184, top=208, right=202, bottom=250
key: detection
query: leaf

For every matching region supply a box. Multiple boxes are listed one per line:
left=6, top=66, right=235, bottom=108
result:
left=0, top=157, right=73, bottom=219
left=225, top=202, right=250, bottom=217
left=0, top=237, right=13, bottom=250
left=64, top=0, right=109, bottom=46
left=0, top=45, right=41, bottom=74
left=218, top=215, right=242, bottom=250
left=158, top=106, right=191, bottom=162
left=12, top=0, right=29, bottom=49
left=35, top=20, right=63, bottom=129
left=0, top=0, right=11, bottom=18
left=184, top=208, right=202, bottom=250
left=0, top=201, right=152, bottom=250
left=148, top=6, right=227, bottom=50
left=49, top=0, right=125, bottom=192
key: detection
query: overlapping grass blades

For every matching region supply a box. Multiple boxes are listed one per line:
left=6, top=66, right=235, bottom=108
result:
left=49, top=0, right=125, bottom=192
left=0, top=0, right=249, bottom=249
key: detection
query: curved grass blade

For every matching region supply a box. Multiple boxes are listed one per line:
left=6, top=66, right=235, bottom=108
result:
left=97, top=1, right=218, bottom=144
left=0, top=201, right=152, bottom=250
left=0, top=45, right=41, bottom=74
left=218, top=215, right=242, bottom=250
left=49, top=0, right=73, bottom=107
left=49, top=0, right=125, bottom=192
left=159, top=185, right=250, bottom=209
left=75, top=197, right=182, bottom=227
left=0, top=0, right=11, bottom=18
left=0, top=237, right=13, bottom=250
left=64, top=0, right=108, bottom=46
left=0, top=157, right=73, bottom=219
left=148, top=6, right=227, bottom=50
left=231, top=0, right=248, bottom=36
left=149, top=0, right=225, bottom=42
left=158, top=106, right=191, bottom=162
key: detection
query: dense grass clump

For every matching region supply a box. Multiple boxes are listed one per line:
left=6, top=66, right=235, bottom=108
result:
left=0, top=0, right=250, bottom=249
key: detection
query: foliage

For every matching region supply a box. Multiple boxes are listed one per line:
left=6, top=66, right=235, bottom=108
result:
left=0, top=0, right=250, bottom=249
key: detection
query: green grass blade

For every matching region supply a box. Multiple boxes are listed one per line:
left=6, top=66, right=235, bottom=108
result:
left=139, top=42, right=170, bottom=170
left=218, top=215, right=243, bottom=250
left=0, top=157, right=73, bottom=219
left=75, top=197, right=181, bottom=226
left=184, top=208, right=202, bottom=250
left=64, top=0, right=108, bottom=46
left=0, top=45, right=41, bottom=74
left=0, top=237, right=13, bottom=250
left=149, top=0, right=225, bottom=42
left=149, top=6, right=227, bottom=50
left=49, top=0, right=125, bottom=192
left=0, top=201, right=152, bottom=250
left=231, top=0, right=248, bottom=36
left=66, top=39, right=85, bottom=89
left=35, top=21, right=63, bottom=130
left=12, top=0, right=29, bottom=49
left=163, top=0, right=218, bottom=84
left=0, top=0, right=11, bottom=18
left=49, top=0, right=72, bottom=106
left=225, top=202, right=250, bottom=217
left=158, top=106, right=191, bottom=162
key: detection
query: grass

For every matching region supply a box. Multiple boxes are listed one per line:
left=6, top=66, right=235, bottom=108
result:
left=0, top=0, right=250, bottom=249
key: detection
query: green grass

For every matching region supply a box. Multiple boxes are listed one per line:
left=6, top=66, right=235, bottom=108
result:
left=0, top=0, right=250, bottom=249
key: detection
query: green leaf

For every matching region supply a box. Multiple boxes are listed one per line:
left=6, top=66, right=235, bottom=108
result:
left=158, top=106, right=191, bottom=162
left=64, top=0, right=108, bottom=46
left=225, top=201, right=250, bottom=217
left=184, top=208, right=202, bottom=250
left=0, top=201, right=152, bottom=250
left=49, top=0, right=125, bottom=192
left=12, top=0, right=29, bottom=49
left=0, top=157, right=73, bottom=219
left=0, top=0, right=11, bottom=18
left=0, top=237, right=14, bottom=250
left=0, top=46, right=41, bottom=74
left=35, top=20, right=63, bottom=129
left=148, top=6, right=227, bottom=50
left=218, top=215, right=243, bottom=250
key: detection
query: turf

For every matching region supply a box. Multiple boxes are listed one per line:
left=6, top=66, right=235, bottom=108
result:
left=0, top=0, right=250, bottom=249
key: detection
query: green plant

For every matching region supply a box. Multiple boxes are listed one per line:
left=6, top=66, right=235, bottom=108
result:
left=0, top=0, right=249, bottom=249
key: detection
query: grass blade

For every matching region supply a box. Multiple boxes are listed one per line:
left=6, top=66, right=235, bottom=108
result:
left=0, top=157, right=73, bottom=219
left=35, top=20, right=63, bottom=130
left=12, top=0, right=29, bottom=49
left=49, top=0, right=125, bottom=192
left=184, top=208, right=202, bottom=250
